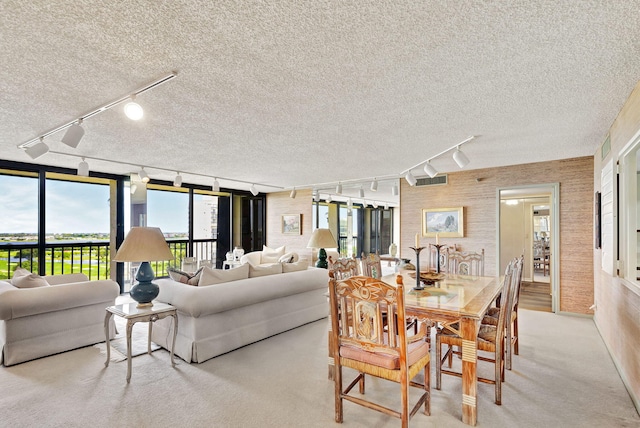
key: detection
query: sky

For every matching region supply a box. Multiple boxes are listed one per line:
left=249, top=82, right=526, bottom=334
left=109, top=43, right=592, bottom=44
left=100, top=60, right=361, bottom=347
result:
left=0, top=175, right=188, bottom=234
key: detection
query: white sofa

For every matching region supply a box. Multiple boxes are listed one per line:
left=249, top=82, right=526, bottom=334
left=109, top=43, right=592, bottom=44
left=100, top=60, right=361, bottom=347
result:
left=0, top=273, right=120, bottom=366
left=152, top=264, right=328, bottom=363
left=240, top=245, right=299, bottom=267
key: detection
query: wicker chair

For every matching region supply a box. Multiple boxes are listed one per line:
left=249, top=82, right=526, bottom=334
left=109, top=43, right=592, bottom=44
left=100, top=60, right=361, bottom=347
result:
left=329, top=275, right=430, bottom=426
left=482, top=255, right=524, bottom=370
left=435, top=258, right=521, bottom=405
left=448, top=249, right=485, bottom=276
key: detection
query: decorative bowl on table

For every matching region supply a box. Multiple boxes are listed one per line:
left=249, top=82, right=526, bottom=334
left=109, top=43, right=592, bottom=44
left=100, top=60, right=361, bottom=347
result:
left=408, top=271, right=446, bottom=285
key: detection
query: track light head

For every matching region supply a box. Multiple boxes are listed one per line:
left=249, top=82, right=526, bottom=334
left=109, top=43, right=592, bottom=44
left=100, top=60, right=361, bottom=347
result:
left=25, top=138, right=49, bottom=159
left=423, top=161, right=438, bottom=178
left=173, top=172, right=182, bottom=187
left=453, top=146, right=470, bottom=168
left=370, top=179, right=378, bottom=191
left=138, top=168, right=149, bottom=183
left=250, top=184, right=259, bottom=196
left=124, top=96, right=144, bottom=120
left=290, top=188, right=297, bottom=199
left=61, top=121, right=85, bottom=148
left=130, top=183, right=138, bottom=194
left=77, top=158, right=89, bottom=177
left=405, top=171, right=417, bottom=186
left=336, top=182, right=342, bottom=194
left=359, top=187, right=365, bottom=198
left=391, top=183, right=399, bottom=196
left=326, top=194, right=332, bottom=203
left=372, top=201, right=378, bottom=208
left=212, top=178, right=220, bottom=192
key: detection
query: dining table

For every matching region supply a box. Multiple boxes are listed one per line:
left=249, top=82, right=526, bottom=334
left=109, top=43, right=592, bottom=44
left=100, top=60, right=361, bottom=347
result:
left=381, top=270, right=504, bottom=426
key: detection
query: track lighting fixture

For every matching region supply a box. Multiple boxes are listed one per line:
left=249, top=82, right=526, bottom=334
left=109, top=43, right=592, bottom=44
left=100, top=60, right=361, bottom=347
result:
left=423, top=161, right=438, bottom=178
left=61, top=120, right=84, bottom=148
left=314, top=190, right=320, bottom=202
left=124, top=95, right=144, bottom=120
left=25, top=137, right=49, bottom=159
left=130, top=184, right=138, bottom=194
left=212, top=178, right=220, bottom=192
left=336, top=182, right=342, bottom=194
left=173, top=172, right=182, bottom=187
left=138, top=168, right=150, bottom=183
left=405, top=171, right=417, bottom=186
left=326, top=194, right=332, bottom=203
left=250, top=184, right=259, bottom=196
left=77, top=158, right=89, bottom=177
left=453, top=146, right=470, bottom=168
left=384, top=203, right=389, bottom=210
left=370, top=179, right=378, bottom=191
left=372, top=201, right=378, bottom=208
left=358, top=186, right=365, bottom=198
left=290, top=187, right=297, bottom=199
left=347, top=198, right=353, bottom=209
left=392, top=183, right=399, bottom=196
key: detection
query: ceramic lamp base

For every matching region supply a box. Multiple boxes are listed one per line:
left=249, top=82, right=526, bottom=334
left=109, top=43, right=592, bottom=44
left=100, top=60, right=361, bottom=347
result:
left=130, top=262, right=159, bottom=307
left=316, top=248, right=328, bottom=269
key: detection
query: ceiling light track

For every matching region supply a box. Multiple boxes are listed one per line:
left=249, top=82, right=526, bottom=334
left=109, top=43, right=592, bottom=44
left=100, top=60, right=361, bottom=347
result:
left=17, top=72, right=178, bottom=150
left=47, top=150, right=284, bottom=190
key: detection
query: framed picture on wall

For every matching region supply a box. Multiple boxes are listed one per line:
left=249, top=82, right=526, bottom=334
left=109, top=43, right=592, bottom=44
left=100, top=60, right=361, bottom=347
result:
left=422, top=207, right=464, bottom=237
left=282, top=214, right=302, bottom=235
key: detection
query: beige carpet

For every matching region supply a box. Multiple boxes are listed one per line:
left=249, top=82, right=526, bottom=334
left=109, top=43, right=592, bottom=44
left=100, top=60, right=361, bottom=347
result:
left=0, top=309, right=638, bottom=427
left=94, top=316, right=161, bottom=362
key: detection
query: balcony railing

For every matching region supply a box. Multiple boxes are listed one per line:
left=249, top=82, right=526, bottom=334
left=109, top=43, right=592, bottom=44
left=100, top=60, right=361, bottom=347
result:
left=0, top=238, right=217, bottom=283
left=338, top=236, right=358, bottom=257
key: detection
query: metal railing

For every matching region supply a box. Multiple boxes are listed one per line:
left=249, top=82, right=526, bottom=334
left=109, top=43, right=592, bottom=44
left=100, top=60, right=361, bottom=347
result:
left=338, top=236, right=358, bottom=257
left=0, top=238, right=217, bottom=283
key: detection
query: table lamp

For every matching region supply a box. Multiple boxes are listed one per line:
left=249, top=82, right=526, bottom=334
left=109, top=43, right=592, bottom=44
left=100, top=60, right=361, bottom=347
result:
left=113, top=227, right=174, bottom=307
left=307, top=228, right=338, bottom=269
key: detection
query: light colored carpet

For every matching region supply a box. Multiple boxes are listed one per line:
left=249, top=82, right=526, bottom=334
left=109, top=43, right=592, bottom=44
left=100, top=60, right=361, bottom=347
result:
left=94, top=316, right=161, bottom=362
left=0, top=309, right=638, bottom=427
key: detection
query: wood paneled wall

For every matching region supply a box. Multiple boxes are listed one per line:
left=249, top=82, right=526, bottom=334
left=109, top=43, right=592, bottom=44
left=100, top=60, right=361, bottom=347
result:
left=400, top=156, right=594, bottom=314
left=594, top=81, right=640, bottom=410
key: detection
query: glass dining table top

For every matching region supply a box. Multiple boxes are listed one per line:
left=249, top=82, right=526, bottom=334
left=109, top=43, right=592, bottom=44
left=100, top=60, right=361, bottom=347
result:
left=381, top=271, right=503, bottom=319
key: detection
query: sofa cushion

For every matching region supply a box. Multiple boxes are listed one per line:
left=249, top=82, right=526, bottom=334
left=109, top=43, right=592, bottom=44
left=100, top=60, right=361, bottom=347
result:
left=261, top=245, right=285, bottom=263
left=167, top=267, right=203, bottom=285
left=278, top=252, right=296, bottom=263
left=282, top=260, right=309, bottom=273
left=249, top=263, right=283, bottom=278
left=11, top=268, right=50, bottom=289
left=198, top=264, right=249, bottom=286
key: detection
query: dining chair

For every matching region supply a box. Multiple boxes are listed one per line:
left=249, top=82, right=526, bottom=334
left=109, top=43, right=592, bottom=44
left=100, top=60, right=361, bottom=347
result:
left=448, top=249, right=485, bottom=276
left=329, top=275, right=431, bottom=427
left=435, top=258, right=520, bottom=405
left=427, top=244, right=455, bottom=272
left=328, top=256, right=360, bottom=279
left=482, top=255, right=524, bottom=370
left=360, top=252, right=383, bottom=279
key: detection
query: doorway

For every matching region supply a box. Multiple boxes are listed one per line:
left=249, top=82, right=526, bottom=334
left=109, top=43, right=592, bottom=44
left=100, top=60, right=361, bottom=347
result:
left=497, top=184, right=559, bottom=313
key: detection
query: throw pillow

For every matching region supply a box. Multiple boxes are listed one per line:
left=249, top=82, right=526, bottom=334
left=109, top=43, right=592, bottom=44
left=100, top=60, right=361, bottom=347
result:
left=282, top=260, right=309, bottom=273
left=261, top=245, right=285, bottom=264
left=167, top=267, right=204, bottom=286
left=11, top=267, right=50, bottom=288
left=249, top=263, right=283, bottom=278
left=198, top=264, right=249, bottom=286
left=278, top=252, right=296, bottom=263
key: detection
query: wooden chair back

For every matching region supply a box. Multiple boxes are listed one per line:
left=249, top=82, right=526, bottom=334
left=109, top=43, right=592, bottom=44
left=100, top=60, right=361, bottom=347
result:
left=328, top=256, right=360, bottom=279
left=360, top=252, right=383, bottom=279
left=448, top=249, right=485, bottom=276
left=427, top=244, right=455, bottom=272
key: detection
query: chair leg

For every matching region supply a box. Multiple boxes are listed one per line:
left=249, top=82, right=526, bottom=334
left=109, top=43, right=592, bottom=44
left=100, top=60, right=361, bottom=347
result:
left=495, top=346, right=502, bottom=405
left=513, top=316, right=519, bottom=355
left=424, top=360, right=431, bottom=416
left=334, top=365, right=343, bottom=422
left=401, top=377, right=409, bottom=428
left=435, top=335, right=442, bottom=390
left=359, top=373, right=365, bottom=394
left=506, top=324, right=513, bottom=371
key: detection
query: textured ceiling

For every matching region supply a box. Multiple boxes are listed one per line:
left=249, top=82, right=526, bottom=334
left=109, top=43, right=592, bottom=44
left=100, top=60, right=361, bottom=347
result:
left=1, top=1, right=640, bottom=205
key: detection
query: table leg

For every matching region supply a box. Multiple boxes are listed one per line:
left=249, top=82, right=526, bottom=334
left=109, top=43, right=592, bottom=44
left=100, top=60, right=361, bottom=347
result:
left=104, top=311, right=112, bottom=367
left=169, top=312, right=178, bottom=367
left=148, top=319, right=153, bottom=354
left=460, top=317, right=480, bottom=426
left=126, top=319, right=135, bottom=383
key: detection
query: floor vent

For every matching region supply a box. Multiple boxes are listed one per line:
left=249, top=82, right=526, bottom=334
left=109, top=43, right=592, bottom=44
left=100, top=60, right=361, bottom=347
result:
left=416, top=175, right=448, bottom=186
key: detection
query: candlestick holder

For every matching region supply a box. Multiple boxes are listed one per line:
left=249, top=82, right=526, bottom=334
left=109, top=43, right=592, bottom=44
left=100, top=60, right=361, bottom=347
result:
left=430, top=244, right=446, bottom=273
left=409, top=246, right=425, bottom=290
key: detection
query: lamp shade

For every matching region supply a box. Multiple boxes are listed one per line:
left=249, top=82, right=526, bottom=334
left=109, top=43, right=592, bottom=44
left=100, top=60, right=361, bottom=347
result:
left=113, top=227, right=174, bottom=262
left=307, top=228, right=338, bottom=249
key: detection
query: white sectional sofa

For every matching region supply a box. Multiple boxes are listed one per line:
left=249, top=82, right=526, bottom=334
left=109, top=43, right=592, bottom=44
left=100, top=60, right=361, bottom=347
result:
left=0, top=272, right=120, bottom=366
left=152, top=262, right=328, bottom=363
